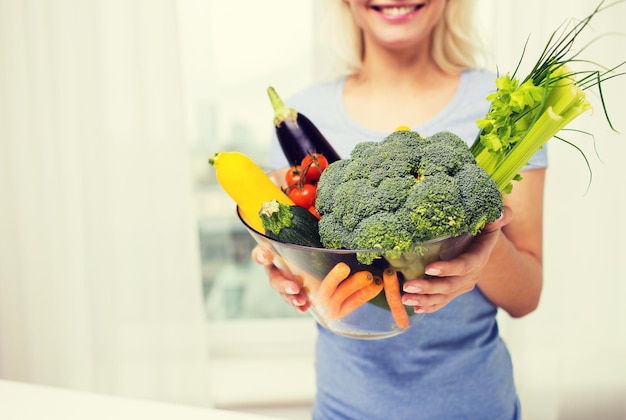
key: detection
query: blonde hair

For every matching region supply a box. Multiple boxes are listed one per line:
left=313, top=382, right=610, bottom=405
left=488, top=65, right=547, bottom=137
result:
left=317, top=0, right=486, bottom=77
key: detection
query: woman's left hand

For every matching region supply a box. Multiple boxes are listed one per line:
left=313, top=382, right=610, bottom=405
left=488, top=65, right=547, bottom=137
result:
left=401, top=206, right=513, bottom=313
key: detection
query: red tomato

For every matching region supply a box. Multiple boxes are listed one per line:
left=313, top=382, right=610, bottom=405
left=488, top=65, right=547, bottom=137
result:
left=285, top=165, right=303, bottom=187
left=308, top=205, right=321, bottom=220
left=301, top=153, right=329, bottom=183
left=287, top=183, right=317, bottom=208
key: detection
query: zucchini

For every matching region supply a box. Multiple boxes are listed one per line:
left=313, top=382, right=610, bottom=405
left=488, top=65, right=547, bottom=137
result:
left=259, top=200, right=323, bottom=248
left=260, top=199, right=351, bottom=280
left=267, top=86, right=341, bottom=167
left=208, top=151, right=294, bottom=233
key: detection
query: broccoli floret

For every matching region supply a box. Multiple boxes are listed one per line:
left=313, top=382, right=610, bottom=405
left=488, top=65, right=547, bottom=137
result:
left=380, top=129, right=424, bottom=153
left=420, top=142, right=475, bottom=176
left=402, top=172, right=468, bottom=244
left=368, top=159, right=415, bottom=185
left=423, top=130, right=469, bottom=149
left=455, top=164, right=503, bottom=235
left=378, top=130, right=424, bottom=168
left=333, top=179, right=379, bottom=230
left=349, top=212, right=414, bottom=264
left=329, top=176, right=416, bottom=231
left=318, top=214, right=353, bottom=249
left=342, top=153, right=378, bottom=182
left=315, top=129, right=504, bottom=263
left=349, top=141, right=379, bottom=159
left=374, top=176, right=415, bottom=212
left=418, top=131, right=476, bottom=175
left=344, top=131, right=424, bottom=183
left=315, top=159, right=349, bottom=215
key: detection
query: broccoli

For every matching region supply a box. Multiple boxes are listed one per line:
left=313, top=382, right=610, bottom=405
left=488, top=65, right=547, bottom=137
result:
left=349, top=212, right=414, bottom=264
left=317, top=214, right=352, bottom=249
left=420, top=142, right=475, bottom=176
left=454, top=163, right=503, bottom=235
left=315, top=129, right=503, bottom=263
left=400, top=172, right=468, bottom=244
left=315, top=159, right=349, bottom=215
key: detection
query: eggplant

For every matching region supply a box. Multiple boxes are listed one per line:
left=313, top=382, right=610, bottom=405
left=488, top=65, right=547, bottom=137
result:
left=267, top=86, right=341, bottom=167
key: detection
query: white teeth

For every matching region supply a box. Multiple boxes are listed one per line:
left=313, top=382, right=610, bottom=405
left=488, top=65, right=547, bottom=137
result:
left=380, top=6, right=415, bottom=17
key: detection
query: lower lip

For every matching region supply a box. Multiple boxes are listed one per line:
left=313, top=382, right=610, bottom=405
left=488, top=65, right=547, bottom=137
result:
left=374, top=7, right=422, bottom=23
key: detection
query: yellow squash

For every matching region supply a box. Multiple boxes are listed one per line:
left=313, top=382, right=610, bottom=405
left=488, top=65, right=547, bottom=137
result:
left=208, top=151, right=294, bottom=233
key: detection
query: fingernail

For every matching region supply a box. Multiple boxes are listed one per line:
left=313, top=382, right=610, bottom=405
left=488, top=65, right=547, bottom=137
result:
left=403, top=298, right=419, bottom=306
left=403, top=284, right=422, bottom=293
left=257, top=252, right=267, bottom=263
left=284, top=284, right=298, bottom=294
left=425, top=267, right=441, bottom=276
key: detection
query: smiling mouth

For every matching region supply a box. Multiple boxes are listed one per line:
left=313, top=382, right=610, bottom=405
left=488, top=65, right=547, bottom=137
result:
left=371, top=3, right=425, bottom=17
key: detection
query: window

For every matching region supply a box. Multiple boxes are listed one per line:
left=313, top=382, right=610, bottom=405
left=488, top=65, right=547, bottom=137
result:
left=180, top=0, right=319, bottom=321
left=177, top=0, right=321, bottom=407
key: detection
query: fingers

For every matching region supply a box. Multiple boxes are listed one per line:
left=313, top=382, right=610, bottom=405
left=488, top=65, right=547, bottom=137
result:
left=402, top=275, right=477, bottom=313
left=423, top=206, right=511, bottom=279
left=401, top=239, right=490, bottom=313
left=251, top=245, right=274, bottom=266
left=251, top=245, right=310, bottom=312
left=275, top=273, right=309, bottom=312
left=399, top=210, right=510, bottom=314
left=274, top=271, right=310, bottom=312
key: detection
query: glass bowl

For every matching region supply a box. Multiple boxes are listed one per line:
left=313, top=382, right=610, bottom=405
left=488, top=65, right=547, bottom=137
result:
left=238, top=207, right=474, bottom=339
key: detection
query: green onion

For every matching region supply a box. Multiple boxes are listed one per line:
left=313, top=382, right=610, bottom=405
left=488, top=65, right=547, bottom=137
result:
left=470, top=0, right=626, bottom=194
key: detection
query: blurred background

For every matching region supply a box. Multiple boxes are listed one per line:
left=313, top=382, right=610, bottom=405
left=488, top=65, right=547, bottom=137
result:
left=0, top=1, right=624, bottom=419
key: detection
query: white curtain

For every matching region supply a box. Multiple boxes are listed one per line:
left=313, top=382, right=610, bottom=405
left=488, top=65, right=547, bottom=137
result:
left=478, top=1, right=626, bottom=419
left=0, top=0, right=211, bottom=406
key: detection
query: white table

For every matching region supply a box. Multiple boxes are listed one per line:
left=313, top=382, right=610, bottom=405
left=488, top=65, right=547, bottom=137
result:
left=0, top=380, right=280, bottom=420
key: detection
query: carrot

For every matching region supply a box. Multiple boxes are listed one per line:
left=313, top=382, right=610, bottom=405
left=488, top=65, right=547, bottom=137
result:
left=314, top=262, right=351, bottom=305
left=382, top=267, right=410, bottom=329
left=328, top=275, right=384, bottom=320
left=325, top=271, right=374, bottom=319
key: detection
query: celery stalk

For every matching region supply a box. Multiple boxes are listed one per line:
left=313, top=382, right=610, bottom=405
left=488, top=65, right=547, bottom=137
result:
left=490, top=107, right=563, bottom=192
left=471, top=0, right=625, bottom=194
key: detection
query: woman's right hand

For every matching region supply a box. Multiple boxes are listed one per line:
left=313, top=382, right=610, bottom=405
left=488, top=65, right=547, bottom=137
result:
left=251, top=245, right=311, bottom=312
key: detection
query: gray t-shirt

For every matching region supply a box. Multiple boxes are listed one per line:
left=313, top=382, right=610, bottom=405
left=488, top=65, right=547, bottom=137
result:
left=269, top=69, right=546, bottom=419
left=269, top=69, right=547, bottom=172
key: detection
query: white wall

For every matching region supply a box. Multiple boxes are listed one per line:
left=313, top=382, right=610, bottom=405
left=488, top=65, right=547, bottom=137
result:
left=478, top=1, right=626, bottom=418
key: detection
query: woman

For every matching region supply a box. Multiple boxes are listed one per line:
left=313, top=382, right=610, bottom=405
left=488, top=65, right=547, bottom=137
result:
left=253, top=1, right=546, bottom=418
